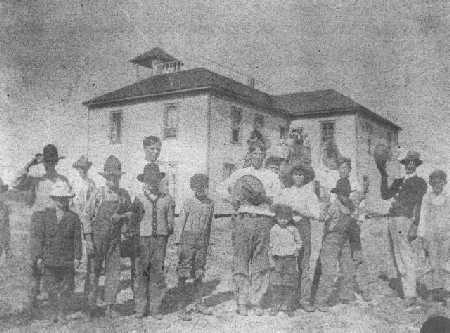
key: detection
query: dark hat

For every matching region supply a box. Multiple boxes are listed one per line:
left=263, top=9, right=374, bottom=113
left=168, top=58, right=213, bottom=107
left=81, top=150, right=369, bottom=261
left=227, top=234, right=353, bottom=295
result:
left=143, top=136, right=161, bottom=147
left=137, top=163, right=165, bottom=184
left=43, top=144, right=64, bottom=163
left=232, top=175, right=266, bottom=206
left=190, top=173, right=209, bottom=191
left=429, top=169, right=447, bottom=183
left=289, top=163, right=316, bottom=185
left=272, top=204, right=293, bottom=220
left=400, top=151, right=422, bottom=166
left=99, top=155, right=125, bottom=178
left=331, top=178, right=353, bottom=196
left=420, top=315, right=450, bottom=333
left=72, top=155, right=93, bottom=170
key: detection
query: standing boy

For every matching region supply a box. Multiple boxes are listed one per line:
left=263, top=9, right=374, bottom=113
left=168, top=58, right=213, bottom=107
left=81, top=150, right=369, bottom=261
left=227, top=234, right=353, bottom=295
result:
left=314, top=179, right=355, bottom=311
left=217, top=142, right=282, bottom=316
left=85, top=155, right=133, bottom=318
left=30, top=180, right=82, bottom=323
left=269, top=204, right=302, bottom=316
left=417, top=170, right=450, bottom=303
left=377, top=151, right=427, bottom=307
left=133, top=164, right=175, bottom=320
left=175, top=173, right=214, bottom=321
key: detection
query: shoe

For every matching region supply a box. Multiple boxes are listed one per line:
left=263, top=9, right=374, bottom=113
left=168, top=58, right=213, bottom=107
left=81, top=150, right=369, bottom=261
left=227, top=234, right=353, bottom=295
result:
left=299, top=302, right=316, bottom=312
left=253, top=307, right=264, bottom=316
left=178, top=310, right=192, bottom=321
left=195, top=303, right=213, bottom=315
left=236, top=305, right=248, bottom=316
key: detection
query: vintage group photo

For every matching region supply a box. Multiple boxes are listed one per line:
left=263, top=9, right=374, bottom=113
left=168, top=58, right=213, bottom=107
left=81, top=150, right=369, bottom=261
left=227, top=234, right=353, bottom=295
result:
left=0, top=1, right=448, bottom=332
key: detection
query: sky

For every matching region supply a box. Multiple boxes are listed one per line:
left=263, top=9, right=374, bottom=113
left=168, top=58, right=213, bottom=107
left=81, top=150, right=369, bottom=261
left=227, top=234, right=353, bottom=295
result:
left=0, top=0, right=448, bottom=183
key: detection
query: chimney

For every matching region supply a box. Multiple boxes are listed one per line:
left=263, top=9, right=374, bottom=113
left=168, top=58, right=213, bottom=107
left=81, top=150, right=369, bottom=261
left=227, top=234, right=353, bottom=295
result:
left=247, top=77, right=255, bottom=88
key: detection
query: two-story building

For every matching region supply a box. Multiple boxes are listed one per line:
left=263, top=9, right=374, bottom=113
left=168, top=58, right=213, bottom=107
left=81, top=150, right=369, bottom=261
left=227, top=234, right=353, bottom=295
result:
left=83, top=48, right=400, bottom=213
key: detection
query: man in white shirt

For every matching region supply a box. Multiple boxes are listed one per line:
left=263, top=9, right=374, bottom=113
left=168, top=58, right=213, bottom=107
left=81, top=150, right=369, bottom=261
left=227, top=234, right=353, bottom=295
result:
left=217, top=142, right=282, bottom=316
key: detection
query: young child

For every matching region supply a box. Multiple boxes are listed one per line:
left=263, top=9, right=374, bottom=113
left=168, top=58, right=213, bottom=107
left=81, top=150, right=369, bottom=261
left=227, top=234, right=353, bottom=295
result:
left=30, top=180, right=82, bottom=323
left=418, top=170, right=450, bottom=303
left=85, top=155, right=133, bottom=318
left=314, top=179, right=354, bottom=311
left=0, top=178, right=10, bottom=261
left=133, top=164, right=175, bottom=320
left=269, top=204, right=302, bottom=316
left=175, top=174, right=214, bottom=321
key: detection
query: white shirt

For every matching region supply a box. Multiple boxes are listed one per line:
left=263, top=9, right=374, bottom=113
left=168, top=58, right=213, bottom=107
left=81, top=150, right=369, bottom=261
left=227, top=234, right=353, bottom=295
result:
left=270, top=224, right=302, bottom=256
left=274, top=183, right=321, bottom=220
left=418, top=190, right=450, bottom=240
left=217, top=166, right=282, bottom=216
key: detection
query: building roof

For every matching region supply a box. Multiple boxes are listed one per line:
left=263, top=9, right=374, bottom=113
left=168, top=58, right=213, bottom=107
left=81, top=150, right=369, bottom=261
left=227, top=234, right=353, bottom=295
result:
left=83, top=68, right=400, bottom=130
left=273, top=89, right=401, bottom=130
left=130, top=47, right=180, bottom=68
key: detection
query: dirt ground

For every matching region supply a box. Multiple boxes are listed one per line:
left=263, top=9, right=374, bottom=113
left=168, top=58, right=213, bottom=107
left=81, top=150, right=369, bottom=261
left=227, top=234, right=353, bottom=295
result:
left=1, top=199, right=449, bottom=332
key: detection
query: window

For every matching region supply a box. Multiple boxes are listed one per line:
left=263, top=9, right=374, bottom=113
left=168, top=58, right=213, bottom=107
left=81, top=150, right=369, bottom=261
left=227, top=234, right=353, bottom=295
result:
left=223, top=163, right=236, bottom=180
left=254, top=114, right=264, bottom=130
left=280, top=126, right=288, bottom=140
left=366, top=123, right=373, bottom=154
left=163, top=103, right=178, bottom=138
left=109, top=110, right=123, bottom=144
left=321, top=121, right=335, bottom=144
left=230, top=107, right=242, bottom=144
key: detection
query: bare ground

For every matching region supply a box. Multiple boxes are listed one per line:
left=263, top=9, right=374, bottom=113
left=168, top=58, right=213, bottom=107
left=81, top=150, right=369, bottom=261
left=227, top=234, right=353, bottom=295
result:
left=0, top=198, right=449, bottom=332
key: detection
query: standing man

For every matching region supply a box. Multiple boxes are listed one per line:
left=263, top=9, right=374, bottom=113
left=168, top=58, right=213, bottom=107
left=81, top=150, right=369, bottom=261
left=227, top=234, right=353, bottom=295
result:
left=71, top=155, right=96, bottom=303
left=377, top=151, right=427, bottom=307
left=14, top=144, right=70, bottom=311
left=217, top=141, right=282, bottom=316
left=143, top=136, right=169, bottom=194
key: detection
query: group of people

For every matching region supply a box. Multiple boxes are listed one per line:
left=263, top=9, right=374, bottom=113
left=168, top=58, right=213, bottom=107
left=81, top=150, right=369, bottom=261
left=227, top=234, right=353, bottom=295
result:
left=2, top=129, right=449, bottom=323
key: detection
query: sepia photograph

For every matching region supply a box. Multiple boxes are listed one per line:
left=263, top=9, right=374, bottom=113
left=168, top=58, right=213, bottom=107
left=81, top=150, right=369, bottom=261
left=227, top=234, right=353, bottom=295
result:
left=0, top=1, right=449, bottom=332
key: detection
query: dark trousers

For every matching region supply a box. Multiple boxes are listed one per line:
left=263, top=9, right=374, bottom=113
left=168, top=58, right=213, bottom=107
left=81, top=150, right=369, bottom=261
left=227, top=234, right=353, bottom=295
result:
left=295, top=217, right=312, bottom=304
left=231, top=214, right=272, bottom=307
left=135, top=235, right=168, bottom=315
left=43, top=266, right=74, bottom=314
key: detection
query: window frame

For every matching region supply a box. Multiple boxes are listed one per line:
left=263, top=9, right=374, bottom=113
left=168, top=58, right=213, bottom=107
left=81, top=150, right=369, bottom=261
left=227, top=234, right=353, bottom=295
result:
left=163, top=103, right=179, bottom=139
left=223, top=162, right=236, bottom=180
left=279, top=126, right=288, bottom=140
left=320, top=121, right=336, bottom=145
left=109, top=110, right=123, bottom=145
left=230, top=106, right=243, bottom=144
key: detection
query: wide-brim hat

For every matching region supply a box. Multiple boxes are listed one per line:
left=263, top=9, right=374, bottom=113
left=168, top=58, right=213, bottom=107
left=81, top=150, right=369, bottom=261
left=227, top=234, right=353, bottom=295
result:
left=137, top=163, right=165, bottom=184
left=99, top=155, right=125, bottom=178
left=50, top=180, right=75, bottom=198
left=43, top=144, right=65, bottom=163
left=400, top=151, right=422, bottom=166
left=190, top=173, right=209, bottom=191
left=232, top=175, right=266, bottom=206
left=72, top=155, right=93, bottom=170
left=288, top=163, right=315, bottom=185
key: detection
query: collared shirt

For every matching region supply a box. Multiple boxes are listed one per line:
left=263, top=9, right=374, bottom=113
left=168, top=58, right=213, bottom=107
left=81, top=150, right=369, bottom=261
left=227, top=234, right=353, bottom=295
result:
left=71, top=176, right=96, bottom=234
left=175, top=196, right=214, bottom=244
left=217, top=166, right=282, bottom=216
left=274, top=183, right=321, bottom=220
left=14, top=167, right=71, bottom=211
left=134, top=192, right=175, bottom=237
left=269, top=224, right=302, bottom=256
left=418, top=190, right=450, bottom=240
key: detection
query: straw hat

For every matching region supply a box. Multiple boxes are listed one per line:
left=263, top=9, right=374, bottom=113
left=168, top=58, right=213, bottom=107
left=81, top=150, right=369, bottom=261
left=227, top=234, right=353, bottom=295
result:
left=99, top=155, right=125, bottom=178
left=72, top=155, right=93, bottom=170
left=50, top=180, right=75, bottom=198
left=400, top=151, right=423, bottom=166
left=43, top=144, right=65, bottom=163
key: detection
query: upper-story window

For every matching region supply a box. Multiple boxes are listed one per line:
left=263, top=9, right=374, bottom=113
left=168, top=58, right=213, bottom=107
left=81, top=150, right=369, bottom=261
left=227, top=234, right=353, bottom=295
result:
left=231, top=106, right=242, bottom=144
left=366, top=123, right=374, bottom=154
left=279, top=126, right=288, bottom=140
left=163, top=103, right=178, bottom=139
left=254, top=114, right=264, bottom=131
left=109, top=110, right=123, bottom=144
left=321, top=121, right=335, bottom=145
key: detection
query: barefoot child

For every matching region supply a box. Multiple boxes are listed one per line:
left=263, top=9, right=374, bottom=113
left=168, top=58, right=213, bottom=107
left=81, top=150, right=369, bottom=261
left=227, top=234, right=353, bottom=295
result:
left=269, top=204, right=302, bottom=316
left=30, top=181, right=82, bottom=323
left=175, top=173, right=214, bottom=321
left=418, top=170, right=450, bottom=303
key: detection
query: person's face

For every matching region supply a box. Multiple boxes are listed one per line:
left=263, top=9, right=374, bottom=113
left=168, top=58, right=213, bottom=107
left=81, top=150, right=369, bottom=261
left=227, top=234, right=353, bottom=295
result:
left=195, top=186, right=208, bottom=197
left=338, top=163, right=351, bottom=178
left=338, top=193, right=351, bottom=205
left=267, top=164, right=280, bottom=175
left=44, top=160, right=57, bottom=171
left=404, top=161, right=417, bottom=175
left=249, top=148, right=265, bottom=169
left=144, top=143, right=162, bottom=163
left=144, top=182, right=159, bottom=194
left=430, top=178, right=446, bottom=195
left=105, top=175, right=120, bottom=189
left=53, top=197, right=69, bottom=211
left=76, top=168, right=88, bottom=179
left=292, top=172, right=305, bottom=187
left=277, top=217, right=289, bottom=228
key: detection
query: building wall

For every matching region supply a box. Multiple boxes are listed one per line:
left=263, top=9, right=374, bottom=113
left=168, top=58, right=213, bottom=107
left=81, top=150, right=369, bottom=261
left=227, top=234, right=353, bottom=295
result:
left=208, top=95, right=289, bottom=212
left=355, top=113, right=400, bottom=212
left=87, top=94, right=209, bottom=210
